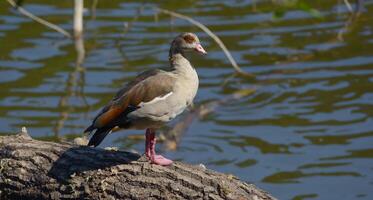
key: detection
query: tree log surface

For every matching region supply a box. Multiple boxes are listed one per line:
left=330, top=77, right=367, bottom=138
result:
left=0, top=133, right=276, bottom=200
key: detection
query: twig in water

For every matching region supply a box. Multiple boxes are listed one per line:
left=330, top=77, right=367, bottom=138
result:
left=160, top=87, right=256, bottom=151
left=155, top=8, right=254, bottom=78
left=74, top=0, right=84, bottom=38
left=337, top=0, right=363, bottom=41
left=90, top=0, right=98, bottom=20
left=6, top=0, right=72, bottom=38
left=343, top=0, right=353, bottom=13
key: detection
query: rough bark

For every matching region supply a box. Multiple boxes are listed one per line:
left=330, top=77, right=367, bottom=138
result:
left=0, top=131, right=276, bottom=200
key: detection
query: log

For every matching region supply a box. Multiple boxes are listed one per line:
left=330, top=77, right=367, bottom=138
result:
left=0, top=129, right=276, bottom=200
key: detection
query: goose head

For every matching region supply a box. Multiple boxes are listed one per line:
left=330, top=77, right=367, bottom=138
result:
left=169, top=32, right=207, bottom=57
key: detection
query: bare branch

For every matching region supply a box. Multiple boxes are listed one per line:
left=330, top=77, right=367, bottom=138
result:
left=156, top=8, right=254, bottom=78
left=73, top=0, right=84, bottom=38
left=6, top=0, right=72, bottom=38
left=343, top=0, right=353, bottom=13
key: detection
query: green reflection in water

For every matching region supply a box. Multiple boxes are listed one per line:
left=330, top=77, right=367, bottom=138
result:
left=305, top=131, right=373, bottom=145
left=263, top=170, right=361, bottom=184
left=292, top=193, right=318, bottom=200
left=208, top=158, right=236, bottom=166
left=322, top=148, right=373, bottom=160
left=235, top=158, right=257, bottom=168
left=299, top=162, right=350, bottom=169
left=230, top=136, right=290, bottom=154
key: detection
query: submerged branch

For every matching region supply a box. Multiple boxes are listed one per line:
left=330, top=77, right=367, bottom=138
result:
left=343, top=0, right=353, bottom=13
left=160, top=88, right=256, bottom=151
left=73, top=0, right=84, bottom=38
left=6, top=0, right=72, bottom=38
left=156, top=8, right=254, bottom=78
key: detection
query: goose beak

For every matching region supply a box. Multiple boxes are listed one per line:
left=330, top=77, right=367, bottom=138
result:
left=195, top=43, right=207, bottom=55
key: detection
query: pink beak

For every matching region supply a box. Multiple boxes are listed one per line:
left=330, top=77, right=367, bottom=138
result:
left=195, top=43, right=207, bottom=55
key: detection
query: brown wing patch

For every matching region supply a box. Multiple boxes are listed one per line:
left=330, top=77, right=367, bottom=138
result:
left=94, top=106, right=124, bottom=128
left=112, top=69, right=161, bottom=101
left=183, top=34, right=196, bottom=44
left=93, top=73, right=175, bottom=128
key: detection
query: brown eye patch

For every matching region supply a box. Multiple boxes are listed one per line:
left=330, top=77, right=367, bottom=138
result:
left=183, top=34, right=195, bottom=44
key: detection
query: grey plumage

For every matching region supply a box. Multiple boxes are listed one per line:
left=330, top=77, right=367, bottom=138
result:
left=85, top=33, right=205, bottom=147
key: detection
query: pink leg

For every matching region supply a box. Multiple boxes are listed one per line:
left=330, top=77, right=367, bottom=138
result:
left=145, top=129, right=151, bottom=158
left=145, top=128, right=173, bottom=166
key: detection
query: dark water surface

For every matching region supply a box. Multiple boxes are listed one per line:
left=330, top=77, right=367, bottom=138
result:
left=1, top=1, right=373, bottom=199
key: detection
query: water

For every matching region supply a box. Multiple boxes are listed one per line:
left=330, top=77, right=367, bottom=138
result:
left=1, top=1, right=373, bottom=199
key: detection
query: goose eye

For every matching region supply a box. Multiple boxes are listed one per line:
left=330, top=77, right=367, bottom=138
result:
left=183, top=35, right=196, bottom=44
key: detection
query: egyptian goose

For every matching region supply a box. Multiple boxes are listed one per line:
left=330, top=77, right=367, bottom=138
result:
left=84, top=32, right=207, bottom=166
